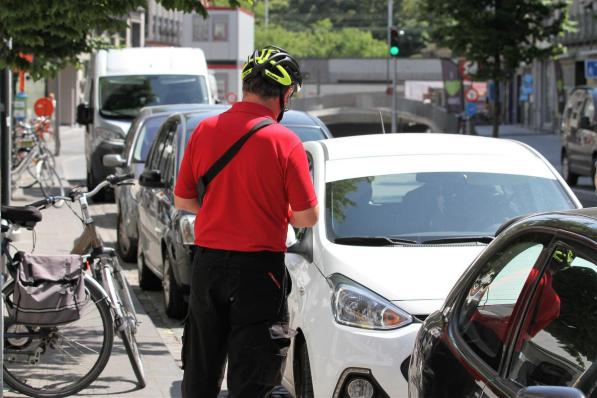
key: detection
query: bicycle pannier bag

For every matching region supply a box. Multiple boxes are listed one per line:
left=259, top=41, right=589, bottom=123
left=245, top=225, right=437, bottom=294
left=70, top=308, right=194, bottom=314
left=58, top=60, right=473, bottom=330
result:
left=9, top=253, right=87, bottom=326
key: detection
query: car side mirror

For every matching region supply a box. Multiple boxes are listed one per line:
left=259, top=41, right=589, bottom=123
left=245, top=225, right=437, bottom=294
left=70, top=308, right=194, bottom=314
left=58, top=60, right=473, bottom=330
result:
left=516, top=386, right=585, bottom=398
left=103, top=154, right=126, bottom=168
left=287, top=227, right=313, bottom=262
left=286, top=225, right=298, bottom=248
left=139, top=169, right=165, bottom=188
left=76, top=103, right=93, bottom=125
left=579, top=116, right=592, bottom=130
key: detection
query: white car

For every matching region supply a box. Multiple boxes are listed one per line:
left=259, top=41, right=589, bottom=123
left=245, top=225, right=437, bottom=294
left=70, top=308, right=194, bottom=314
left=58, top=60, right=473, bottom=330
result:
left=281, top=133, right=581, bottom=398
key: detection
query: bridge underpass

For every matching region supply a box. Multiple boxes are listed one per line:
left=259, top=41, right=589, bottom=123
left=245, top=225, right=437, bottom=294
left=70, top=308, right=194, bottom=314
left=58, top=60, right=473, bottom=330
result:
left=293, top=92, right=459, bottom=138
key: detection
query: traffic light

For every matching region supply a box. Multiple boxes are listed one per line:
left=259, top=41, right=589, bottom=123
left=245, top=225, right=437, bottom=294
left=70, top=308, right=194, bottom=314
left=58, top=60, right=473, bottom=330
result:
left=389, top=27, right=400, bottom=57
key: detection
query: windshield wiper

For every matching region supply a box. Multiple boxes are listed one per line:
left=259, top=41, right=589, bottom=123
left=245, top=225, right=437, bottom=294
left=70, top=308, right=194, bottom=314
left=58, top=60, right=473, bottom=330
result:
left=422, top=236, right=494, bottom=245
left=334, top=236, right=419, bottom=246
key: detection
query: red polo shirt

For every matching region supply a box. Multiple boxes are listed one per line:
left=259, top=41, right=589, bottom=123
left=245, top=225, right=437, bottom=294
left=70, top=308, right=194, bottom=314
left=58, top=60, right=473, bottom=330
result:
left=174, top=102, right=317, bottom=252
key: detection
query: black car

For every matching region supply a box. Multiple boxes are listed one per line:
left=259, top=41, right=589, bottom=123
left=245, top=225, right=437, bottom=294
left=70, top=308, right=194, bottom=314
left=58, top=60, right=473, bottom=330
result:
left=408, top=207, right=597, bottom=398
left=102, top=104, right=230, bottom=261
left=137, top=110, right=332, bottom=318
left=561, top=86, right=597, bottom=186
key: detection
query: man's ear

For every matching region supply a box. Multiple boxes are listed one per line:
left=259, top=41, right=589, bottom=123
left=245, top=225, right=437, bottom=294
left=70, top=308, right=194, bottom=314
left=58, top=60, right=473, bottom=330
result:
left=283, top=87, right=294, bottom=103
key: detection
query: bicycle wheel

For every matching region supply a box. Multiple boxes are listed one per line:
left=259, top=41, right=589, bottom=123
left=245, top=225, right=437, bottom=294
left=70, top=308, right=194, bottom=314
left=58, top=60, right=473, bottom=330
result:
left=112, top=258, right=146, bottom=388
left=3, top=277, right=114, bottom=398
left=36, top=157, right=65, bottom=203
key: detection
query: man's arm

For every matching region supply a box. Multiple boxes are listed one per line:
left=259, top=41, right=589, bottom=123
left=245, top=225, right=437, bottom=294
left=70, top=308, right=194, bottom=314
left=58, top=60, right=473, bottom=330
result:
left=174, top=195, right=201, bottom=215
left=289, top=205, right=319, bottom=228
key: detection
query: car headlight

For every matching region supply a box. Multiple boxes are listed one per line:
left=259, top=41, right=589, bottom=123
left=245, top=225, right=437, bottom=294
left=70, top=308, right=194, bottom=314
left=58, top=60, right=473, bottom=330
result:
left=329, top=274, right=412, bottom=330
left=96, top=127, right=124, bottom=141
left=179, top=215, right=195, bottom=245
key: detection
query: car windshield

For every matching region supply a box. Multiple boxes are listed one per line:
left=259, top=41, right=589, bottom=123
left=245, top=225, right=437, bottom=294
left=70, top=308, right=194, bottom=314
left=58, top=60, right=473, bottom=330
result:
left=326, top=172, right=576, bottom=244
left=284, top=125, right=327, bottom=142
left=132, top=115, right=169, bottom=162
left=99, top=75, right=208, bottom=119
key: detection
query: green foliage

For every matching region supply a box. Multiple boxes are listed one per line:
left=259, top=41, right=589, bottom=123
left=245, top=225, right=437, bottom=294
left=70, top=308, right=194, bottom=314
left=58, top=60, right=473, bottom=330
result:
left=0, top=0, right=239, bottom=79
left=417, top=0, right=572, bottom=81
left=255, top=19, right=388, bottom=58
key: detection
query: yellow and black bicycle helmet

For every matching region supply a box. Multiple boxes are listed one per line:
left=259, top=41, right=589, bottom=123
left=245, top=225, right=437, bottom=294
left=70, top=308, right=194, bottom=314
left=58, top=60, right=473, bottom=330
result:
left=241, top=45, right=302, bottom=89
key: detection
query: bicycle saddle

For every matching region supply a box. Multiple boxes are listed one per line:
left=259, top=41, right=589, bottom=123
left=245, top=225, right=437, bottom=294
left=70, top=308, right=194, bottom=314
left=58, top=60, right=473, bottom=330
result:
left=1, top=205, right=42, bottom=227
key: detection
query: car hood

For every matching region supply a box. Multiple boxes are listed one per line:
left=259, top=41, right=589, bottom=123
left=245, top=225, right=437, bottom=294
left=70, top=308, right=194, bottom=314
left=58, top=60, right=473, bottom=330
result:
left=98, top=118, right=131, bottom=138
left=320, top=243, right=485, bottom=304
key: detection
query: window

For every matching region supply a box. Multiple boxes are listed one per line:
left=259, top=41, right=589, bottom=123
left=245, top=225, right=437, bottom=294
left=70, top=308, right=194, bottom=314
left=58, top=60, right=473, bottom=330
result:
left=508, top=241, right=597, bottom=389
left=132, top=114, right=169, bottom=163
left=146, top=121, right=171, bottom=171
left=158, top=122, right=177, bottom=185
left=212, top=15, right=228, bottom=41
left=192, top=15, right=209, bottom=41
left=457, top=233, right=553, bottom=370
left=325, top=172, right=574, bottom=243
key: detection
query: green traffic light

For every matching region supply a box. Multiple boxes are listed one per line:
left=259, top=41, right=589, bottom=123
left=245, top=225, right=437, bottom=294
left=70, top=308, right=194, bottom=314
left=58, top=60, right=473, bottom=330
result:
left=390, top=46, right=399, bottom=56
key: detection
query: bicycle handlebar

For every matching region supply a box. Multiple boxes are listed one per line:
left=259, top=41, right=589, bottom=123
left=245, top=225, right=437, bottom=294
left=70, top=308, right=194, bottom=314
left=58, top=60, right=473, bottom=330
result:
left=27, top=173, right=134, bottom=208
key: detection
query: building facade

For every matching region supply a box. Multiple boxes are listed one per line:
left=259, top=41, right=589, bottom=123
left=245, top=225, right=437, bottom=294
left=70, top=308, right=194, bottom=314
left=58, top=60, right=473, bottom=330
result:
left=181, top=7, right=254, bottom=103
left=513, top=0, right=597, bottom=132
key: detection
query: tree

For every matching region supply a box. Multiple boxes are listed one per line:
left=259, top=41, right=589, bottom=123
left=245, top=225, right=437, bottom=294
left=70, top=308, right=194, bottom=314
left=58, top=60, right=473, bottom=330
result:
left=418, top=0, right=572, bottom=137
left=255, top=19, right=388, bottom=58
left=0, top=0, right=239, bottom=80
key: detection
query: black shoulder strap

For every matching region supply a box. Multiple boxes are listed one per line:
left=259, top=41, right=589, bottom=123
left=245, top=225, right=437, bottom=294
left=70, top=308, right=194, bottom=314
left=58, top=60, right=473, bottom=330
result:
left=202, top=118, right=274, bottom=187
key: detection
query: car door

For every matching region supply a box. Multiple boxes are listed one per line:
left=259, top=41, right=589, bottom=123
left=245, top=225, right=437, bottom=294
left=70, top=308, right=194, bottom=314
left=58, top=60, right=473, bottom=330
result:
left=577, top=95, right=597, bottom=176
left=439, top=231, right=557, bottom=398
left=483, top=235, right=597, bottom=398
left=567, top=89, right=589, bottom=173
left=138, top=121, right=170, bottom=274
left=155, top=119, right=179, bottom=274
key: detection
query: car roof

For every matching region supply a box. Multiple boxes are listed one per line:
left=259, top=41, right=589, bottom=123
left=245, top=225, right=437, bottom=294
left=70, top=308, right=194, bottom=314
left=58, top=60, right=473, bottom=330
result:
left=498, top=207, right=597, bottom=241
left=138, top=104, right=230, bottom=118
left=317, top=133, right=537, bottom=161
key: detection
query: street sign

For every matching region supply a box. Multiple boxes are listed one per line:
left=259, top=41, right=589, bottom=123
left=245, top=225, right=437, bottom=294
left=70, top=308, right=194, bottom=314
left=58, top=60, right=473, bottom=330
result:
left=34, top=97, right=54, bottom=117
left=465, top=102, right=477, bottom=117
left=459, top=59, right=478, bottom=81
left=586, top=59, right=597, bottom=80
left=464, top=87, right=480, bottom=103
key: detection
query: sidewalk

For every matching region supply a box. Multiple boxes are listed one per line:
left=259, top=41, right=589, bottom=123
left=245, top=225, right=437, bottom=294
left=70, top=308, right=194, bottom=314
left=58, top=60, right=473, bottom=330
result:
left=474, top=123, right=554, bottom=137
left=5, top=125, right=184, bottom=397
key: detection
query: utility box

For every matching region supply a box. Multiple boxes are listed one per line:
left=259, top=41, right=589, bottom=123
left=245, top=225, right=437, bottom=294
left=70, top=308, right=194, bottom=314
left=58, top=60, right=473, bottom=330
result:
left=182, top=7, right=254, bottom=104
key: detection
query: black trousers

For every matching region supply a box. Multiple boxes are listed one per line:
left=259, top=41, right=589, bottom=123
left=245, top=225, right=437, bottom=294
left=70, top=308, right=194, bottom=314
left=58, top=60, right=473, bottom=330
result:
left=181, top=247, right=292, bottom=398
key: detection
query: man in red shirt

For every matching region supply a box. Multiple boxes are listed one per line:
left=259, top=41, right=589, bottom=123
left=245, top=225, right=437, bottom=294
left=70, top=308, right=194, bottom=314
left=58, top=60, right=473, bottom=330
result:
left=174, top=46, right=318, bottom=397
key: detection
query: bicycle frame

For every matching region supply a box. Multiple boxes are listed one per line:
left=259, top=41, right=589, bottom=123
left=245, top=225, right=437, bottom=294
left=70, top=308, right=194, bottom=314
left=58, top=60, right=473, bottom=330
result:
left=68, top=189, right=133, bottom=331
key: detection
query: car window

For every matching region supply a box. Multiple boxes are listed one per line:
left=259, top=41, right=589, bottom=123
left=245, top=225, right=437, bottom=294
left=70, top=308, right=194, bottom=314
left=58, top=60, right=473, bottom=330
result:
left=133, top=115, right=169, bottom=163
left=457, top=233, right=553, bottom=370
left=146, top=121, right=171, bottom=171
left=284, top=125, right=327, bottom=142
left=508, top=241, right=597, bottom=389
left=158, top=122, right=177, bottom=183
left=325, top=172, right=575, bottom=243
left=571, top=90, right=588, bottom=129
left=583, top=98, right=595, bottom=124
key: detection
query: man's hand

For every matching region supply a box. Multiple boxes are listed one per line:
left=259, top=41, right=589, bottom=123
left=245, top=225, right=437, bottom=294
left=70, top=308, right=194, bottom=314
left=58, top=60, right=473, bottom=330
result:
left=174, top=195, right=201, bottom=215
left=289, top=205, right=319, bottom=228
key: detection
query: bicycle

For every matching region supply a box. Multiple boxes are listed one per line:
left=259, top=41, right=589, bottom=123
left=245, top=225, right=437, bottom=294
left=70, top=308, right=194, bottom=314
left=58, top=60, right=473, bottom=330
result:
left=11, top=121, right=64, bottom=200
left=67, top=174, right=146, bottom=389
left=2, top=209, right=113, bottom=397
left=2, top=174, right=145, bottom=397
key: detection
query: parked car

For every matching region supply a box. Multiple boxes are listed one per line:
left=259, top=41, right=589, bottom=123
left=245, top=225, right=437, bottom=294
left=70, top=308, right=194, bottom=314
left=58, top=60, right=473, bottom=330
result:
left=136, top=110, right=332, bottom=318
left=560, top=86, right=597, bottom=186
left=76, top=47, right=214, bottom=197
left=103, top=104, right=230, bottom=261
left=408, top=207, right=597, bottom=398
left=280, top=133, right=581, bottom=398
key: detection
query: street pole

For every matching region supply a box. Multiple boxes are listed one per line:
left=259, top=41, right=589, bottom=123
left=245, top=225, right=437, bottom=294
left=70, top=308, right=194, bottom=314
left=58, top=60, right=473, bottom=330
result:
left=1, top=67, right=12, bottom=205
left=386, top=0, right=393, bottom=84
left=54, top=71, right=61, bottom=155
left=391, top=57, right=397, bottom=133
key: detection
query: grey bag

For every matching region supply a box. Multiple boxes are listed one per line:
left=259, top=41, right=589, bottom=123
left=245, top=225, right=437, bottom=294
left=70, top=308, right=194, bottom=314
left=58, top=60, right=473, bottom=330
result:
left=9, top=253, right=87, bottom=326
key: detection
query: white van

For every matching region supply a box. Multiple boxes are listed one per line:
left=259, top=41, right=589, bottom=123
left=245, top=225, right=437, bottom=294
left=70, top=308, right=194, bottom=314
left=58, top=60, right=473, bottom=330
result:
left=76, top=47, right=213, bottom=193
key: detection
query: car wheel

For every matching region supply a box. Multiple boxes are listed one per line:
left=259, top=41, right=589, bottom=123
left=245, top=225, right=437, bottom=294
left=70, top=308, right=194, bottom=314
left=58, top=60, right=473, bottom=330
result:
left=294, top=341, right=315, bottom=398
left=137, top=245, right=161, bottom=291
left=117, top=210, right=137, bottom=262
left=561, top=152, right=578, bottom=186
left=163, top=254, right=187, bottom=319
